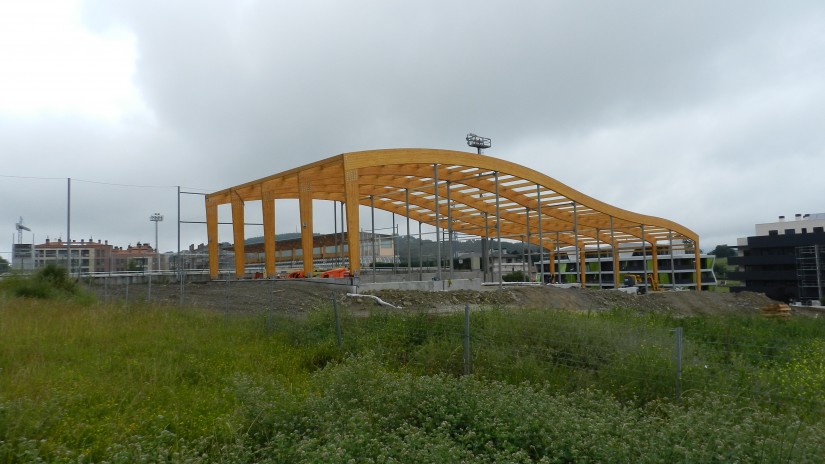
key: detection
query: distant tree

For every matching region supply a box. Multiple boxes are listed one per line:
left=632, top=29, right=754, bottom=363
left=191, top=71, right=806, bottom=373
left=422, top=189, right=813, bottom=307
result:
left=127, top=258, right=143, bottom=272
left=0, top=256, right=9, bottom=273
left=709, top=245, right=736, bottom=258
left=713, top=261, right=728, bottom=279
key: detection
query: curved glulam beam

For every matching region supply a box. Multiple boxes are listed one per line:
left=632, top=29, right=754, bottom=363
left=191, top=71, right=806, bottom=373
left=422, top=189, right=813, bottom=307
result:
left=205, top=148, right=700, bottom=285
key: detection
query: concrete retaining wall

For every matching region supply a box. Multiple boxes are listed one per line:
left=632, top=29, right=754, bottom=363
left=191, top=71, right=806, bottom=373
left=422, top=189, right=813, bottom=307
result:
left=356, top=278, right=483, bottom=292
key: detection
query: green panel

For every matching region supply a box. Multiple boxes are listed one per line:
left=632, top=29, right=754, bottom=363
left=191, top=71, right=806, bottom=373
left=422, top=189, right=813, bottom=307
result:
left=588, top=262, right=599, bottom=272
left=659, top=273, right=671, bottom=284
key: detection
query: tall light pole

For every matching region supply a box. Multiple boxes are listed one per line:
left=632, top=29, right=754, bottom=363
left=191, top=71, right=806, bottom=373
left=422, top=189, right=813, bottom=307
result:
left=150, top=213, right=163, bottom=271
left=466, top=133, right=492, bottom=280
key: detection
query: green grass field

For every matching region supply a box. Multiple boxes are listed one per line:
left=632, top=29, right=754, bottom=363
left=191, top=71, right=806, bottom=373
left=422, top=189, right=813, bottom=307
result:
left=1, top=269, right=824, bottom=462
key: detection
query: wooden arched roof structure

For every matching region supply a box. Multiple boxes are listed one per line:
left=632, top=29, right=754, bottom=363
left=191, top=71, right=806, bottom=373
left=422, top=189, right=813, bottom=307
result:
left=205, top=148, right=701, bottom=286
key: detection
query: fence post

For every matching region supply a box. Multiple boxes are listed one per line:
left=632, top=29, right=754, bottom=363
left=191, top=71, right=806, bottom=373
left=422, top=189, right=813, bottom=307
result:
left=464, top=304, right=471, bottom=375
left=223, top=272, right=230, bottom=323
left=267, top=288, right=276, bottom=334
left=674, top=327, right=683, bottom=403
left=148, top=272, right=152, bottom=302
left=333, top=292, right=343, bottom=350
left=179, top=268, right=185, bottom=306
left=125, top=277, right=129, bottom=307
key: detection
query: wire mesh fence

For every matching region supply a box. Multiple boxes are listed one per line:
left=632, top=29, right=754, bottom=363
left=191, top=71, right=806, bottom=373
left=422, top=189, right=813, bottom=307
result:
left=249, top=295, right=825, bottom=418
left=76, top=277, right=825, bottom=418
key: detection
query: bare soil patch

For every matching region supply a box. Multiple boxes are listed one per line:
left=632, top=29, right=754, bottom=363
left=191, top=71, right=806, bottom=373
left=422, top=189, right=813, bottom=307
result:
left=89, top=279, right=788, bottom=317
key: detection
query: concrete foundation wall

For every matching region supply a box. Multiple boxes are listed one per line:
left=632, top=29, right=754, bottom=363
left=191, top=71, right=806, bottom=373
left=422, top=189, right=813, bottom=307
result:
left=356, top=278, right=484, bottom=292
left=358, top=269, right=485, bottom=283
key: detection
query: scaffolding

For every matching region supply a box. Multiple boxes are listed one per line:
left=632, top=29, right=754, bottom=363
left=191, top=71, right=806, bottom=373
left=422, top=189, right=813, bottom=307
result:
left=796, top=245, right=825, bottom=303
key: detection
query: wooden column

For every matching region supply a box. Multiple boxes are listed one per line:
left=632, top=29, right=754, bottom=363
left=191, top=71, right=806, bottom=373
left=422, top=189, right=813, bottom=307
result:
left=343, top=168, right=361, bottom=274
left=231, top=194, right=246, bottom=279
left=694, top=241, right=702, bottom=292
left=536, top=185, right=544, bottom=284
left=298, top=176, right=314, bottom=277
left=596, top=228, right=602, bottom=288
left=206, top=197, right=219, bottom=279
left=261, top=190, right=276, bottom=278
left=669, top=231, right=676, bottom=290
left=640, top=225, right=648, bottom=292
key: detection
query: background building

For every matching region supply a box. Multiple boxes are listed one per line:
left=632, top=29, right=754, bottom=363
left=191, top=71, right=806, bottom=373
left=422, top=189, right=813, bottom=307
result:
left=241, top=232, right=396, bottom=273
left=111, top=242, right=167, bottom=273
left=729, top=214, right=825, bottom=303
left=35, top=238, right=113, bottom=274
left=33, top=238, right=168, bottom=274
left=539, top=241, right=715, bottom=290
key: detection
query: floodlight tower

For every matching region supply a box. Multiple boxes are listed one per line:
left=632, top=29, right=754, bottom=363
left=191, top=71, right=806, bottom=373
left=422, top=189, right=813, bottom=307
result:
left=466, top=133, right=492, bottom=280
left=150, top=213, right=163, bottom=271
left=466, top=133, right=491, bottom=154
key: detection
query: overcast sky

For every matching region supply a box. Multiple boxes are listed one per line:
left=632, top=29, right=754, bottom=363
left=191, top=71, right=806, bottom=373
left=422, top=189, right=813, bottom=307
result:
left=2, top=0, right=824, bottom=259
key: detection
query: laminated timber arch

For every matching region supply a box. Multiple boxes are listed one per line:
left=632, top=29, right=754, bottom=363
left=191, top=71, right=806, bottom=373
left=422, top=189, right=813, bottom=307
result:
left=205, top=148, right=702, bottom=288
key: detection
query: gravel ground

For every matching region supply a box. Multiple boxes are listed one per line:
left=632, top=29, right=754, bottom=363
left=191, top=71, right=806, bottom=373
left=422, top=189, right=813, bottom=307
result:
left=86, top=278, right=795, bottom=317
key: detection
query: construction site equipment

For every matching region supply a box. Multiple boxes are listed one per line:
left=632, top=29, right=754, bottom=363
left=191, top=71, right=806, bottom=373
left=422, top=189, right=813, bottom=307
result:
left=760, top=303, right=791, bottom=319
left=321, top=268, right=351, bottom=278
left=647, top=273, right=660, bottom=291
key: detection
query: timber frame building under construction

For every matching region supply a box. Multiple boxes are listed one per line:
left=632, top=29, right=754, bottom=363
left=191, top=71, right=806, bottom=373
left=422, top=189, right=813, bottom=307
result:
left=205, top=148, right=707, bottom=289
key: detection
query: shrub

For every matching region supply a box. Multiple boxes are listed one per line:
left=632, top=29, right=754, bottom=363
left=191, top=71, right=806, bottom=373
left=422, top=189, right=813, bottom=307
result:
left=502, top=270, right=526, bottom=282
left=233, top=356, right=825, bottom=463
left=0, top=264, right=87, bottom=301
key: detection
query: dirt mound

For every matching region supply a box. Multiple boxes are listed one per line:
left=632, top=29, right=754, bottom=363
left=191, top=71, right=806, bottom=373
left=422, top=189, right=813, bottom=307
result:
left=360, top=288, right=519, bottom=309
left=94, top=280, right=334, bottom=313
left=361, top=286, right=779, bottom=316
left=509, top=286, right=777, bottom=315
left=91, top=280, right=783, bottom=317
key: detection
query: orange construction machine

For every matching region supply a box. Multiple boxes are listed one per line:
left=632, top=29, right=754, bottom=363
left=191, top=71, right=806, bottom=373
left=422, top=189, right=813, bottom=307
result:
left=320, top=268, right=351, bottom=278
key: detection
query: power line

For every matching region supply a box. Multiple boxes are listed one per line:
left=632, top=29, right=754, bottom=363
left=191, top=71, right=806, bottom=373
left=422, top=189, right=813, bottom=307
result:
left=0, top=174, right=213, bottom=192
left=0, top=174, right=65, bottom=181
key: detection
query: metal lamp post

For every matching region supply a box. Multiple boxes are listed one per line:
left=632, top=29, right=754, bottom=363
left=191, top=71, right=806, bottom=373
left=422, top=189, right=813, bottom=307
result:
left=466, top=133, right=492, bottom=280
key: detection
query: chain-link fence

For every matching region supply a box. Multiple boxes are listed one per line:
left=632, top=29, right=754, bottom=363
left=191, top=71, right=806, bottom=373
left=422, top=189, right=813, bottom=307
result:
left=77, top=277, right=825, bottom=417
left=268, top=297, right=825, bottom=418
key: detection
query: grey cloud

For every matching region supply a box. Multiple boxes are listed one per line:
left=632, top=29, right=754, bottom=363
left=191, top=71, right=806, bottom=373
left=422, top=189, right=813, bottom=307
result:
left=2, top=0, right=824, bottom=257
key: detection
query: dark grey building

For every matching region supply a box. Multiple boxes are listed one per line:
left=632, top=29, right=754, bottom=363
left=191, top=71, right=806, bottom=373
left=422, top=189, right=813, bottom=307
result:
left=729, top=214, right=825, bottom=303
